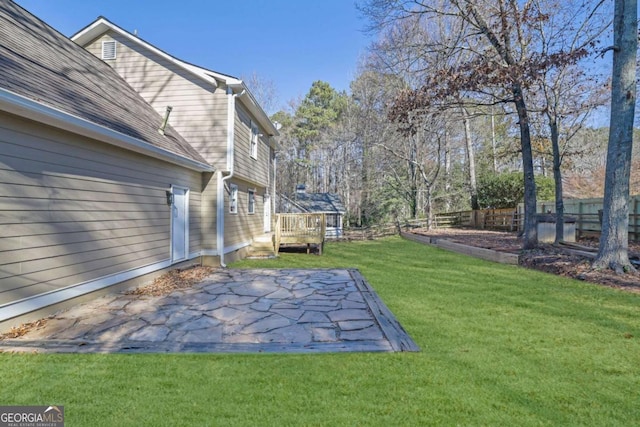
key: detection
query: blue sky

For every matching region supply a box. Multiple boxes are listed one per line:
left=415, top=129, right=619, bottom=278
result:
left=14, top=0, right=372, bottom=114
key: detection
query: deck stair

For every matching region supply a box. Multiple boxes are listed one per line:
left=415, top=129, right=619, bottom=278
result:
left=248, top=233, right=277, bottom=258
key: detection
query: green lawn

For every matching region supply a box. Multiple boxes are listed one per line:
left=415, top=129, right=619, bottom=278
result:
left=1, top=237, right=639, bottom=426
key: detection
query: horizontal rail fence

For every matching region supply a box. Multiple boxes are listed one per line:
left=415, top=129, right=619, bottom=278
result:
left=472, top=208, right=520, bottom=231
left=343, top=223, right=400, bottom=240
left=432, top=211, right=472, bottom=228
left=340, top=196, right=640, bottom=242
left=344, top=219, right=436, bottom=240
left=433, top=208, right=520, bottom=231
left=431, top=196, right=640, bottom=241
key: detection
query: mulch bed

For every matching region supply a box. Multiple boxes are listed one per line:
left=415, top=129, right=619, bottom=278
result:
left=413, top=228, right=640, bottom=294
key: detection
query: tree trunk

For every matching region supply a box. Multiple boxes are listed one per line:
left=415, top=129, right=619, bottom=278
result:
left=491, top=112, right=498, bottom=173
left=462, top=107, right=479, bottom=210
left=425, top=185, right=433, bottom=229
left=593, top=0, right=637, bottom=272
left=513, top=84, right=538, bottom=249
left=361, top=133, right=370, bottom=226
left=549, top=118, right=565, bottom=243
left=409, top=144, right=418, bottom=219
left=444, top=129, right=451, bottom=212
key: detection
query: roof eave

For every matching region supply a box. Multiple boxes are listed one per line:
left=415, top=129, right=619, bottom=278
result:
left=211, top=77, right=279, bottom=139
left=0, top=88, right=215, bottom=173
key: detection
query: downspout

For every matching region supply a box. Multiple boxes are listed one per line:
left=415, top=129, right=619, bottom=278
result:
left=217, top=86, right=245, bottom=267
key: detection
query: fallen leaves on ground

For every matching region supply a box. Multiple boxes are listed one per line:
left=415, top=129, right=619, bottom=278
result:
left=125, top=265, right=217, bottom=297
left=0, top=265, right=218, bottom=340
left=0, top=318, right=49, bottom=340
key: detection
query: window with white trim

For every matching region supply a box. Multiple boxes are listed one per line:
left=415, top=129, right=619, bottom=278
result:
left=250, top=120, right=259, bottom=160
left=229, top=184, right=238, bottom=214
left=248, top=189, right=255, bottom=214
left=102, top=40, right=117, bottom=60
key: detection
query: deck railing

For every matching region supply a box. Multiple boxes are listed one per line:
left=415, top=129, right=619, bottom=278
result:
left=275, top=213, right=326, bottom=254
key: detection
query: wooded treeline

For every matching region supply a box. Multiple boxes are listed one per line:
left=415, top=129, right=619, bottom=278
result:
left=254, top=0, right=638, bottom=268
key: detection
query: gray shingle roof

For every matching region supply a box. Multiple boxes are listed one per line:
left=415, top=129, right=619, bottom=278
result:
left=291, top=193, right=346, bottom=214
left=0, top=1, right=208, bottom=165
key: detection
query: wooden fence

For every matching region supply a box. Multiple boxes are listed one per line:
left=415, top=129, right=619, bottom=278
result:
left=344, top=212, right=520, bottom=240
left=529, top=196, right=640, bottom=241
left=341, top=195, right=640, bottom=242
left=431, top=211, right=472, bottom=228
left=433, top=197, right=640, bottom=241
left=433, top=208, right=521, bottom=231
left=342, top=223, right=399, bottom=240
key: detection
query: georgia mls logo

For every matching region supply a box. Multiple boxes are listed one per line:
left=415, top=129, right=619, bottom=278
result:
left=0, top=405, right=64, bottom=427
left=44, top=406, right=64, bottom=422
left=45, top=406, right=63, bottom=417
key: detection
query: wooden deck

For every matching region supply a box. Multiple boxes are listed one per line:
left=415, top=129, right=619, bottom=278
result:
left=275, top=213, right=326, bottom=255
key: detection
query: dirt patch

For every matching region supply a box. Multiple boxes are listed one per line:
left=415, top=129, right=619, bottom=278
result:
left=413, top=228, right=640, bottom=294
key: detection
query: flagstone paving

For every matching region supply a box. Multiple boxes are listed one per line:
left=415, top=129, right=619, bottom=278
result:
left=0, top=269, right=418, bottom=354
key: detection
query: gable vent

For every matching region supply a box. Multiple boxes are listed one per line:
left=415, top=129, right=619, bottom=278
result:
left=101, top=40, right=116, bottom=60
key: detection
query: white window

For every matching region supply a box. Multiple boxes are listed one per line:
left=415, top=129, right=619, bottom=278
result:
left=229, top=184, right=238, bottom=214
left=248, top=189, right=255, bottom=214
left=102, top=40, right=117, bottom=60
left=250, top=121, right=259, bottom=160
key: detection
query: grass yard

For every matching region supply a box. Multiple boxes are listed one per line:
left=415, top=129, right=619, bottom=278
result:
left=1, top=236, right=639, bottom=426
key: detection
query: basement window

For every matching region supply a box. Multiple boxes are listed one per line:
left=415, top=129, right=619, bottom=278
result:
left=102, top=40, right=117, bottom=60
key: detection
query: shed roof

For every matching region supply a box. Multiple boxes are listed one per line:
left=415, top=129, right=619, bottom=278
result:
left=291, top=193, right=346, bottom=214
left=0, top=1, right=212, bottom=171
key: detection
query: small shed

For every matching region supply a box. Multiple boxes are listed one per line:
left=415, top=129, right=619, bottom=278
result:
left=278, top=186, right=346, bottom=238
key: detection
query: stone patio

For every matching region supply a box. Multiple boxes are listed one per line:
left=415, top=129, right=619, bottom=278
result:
left=0, top=269, right=418, bottom=354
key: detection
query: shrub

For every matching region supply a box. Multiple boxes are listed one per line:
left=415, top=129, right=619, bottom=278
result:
left=478, top=172, right=555, bottom=208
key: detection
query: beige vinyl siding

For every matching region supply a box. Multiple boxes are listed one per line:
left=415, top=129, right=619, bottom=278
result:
left=84, top=33, right=228, bottom=168
left=0, top=113, right=202, bottom=306
left=199, top=172, right=217, bottom=252
left=234, top=106, right=270, bottom=186
left=223, top=178, right=266, bottom=248
left=81, top=31, right=273, bottom=259
left=268, top=145, right=276, bottom=196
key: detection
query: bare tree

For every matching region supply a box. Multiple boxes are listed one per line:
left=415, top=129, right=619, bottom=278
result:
left=242, top=71, right=279, bottom=115
left=372, top=1, right=540, bottom=247
left=593, top=0, right=637, bottom=272
left=529, top=0, right=609, bottom=243
left=350, top=70, right=407, bottom=224
left=374, top=107, right=446, bottom=225
left=362, top=0, right=604, bottom=248
left=461, top=105, right=479, bottom=210
left=365, top=8, right=479, bottom=215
